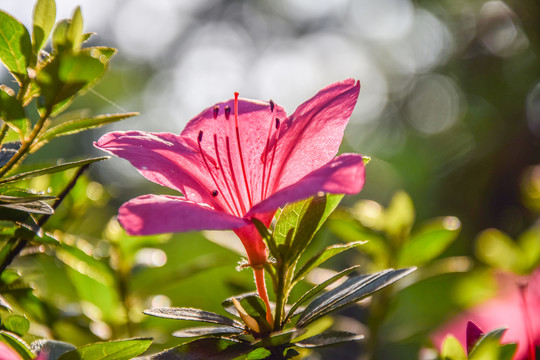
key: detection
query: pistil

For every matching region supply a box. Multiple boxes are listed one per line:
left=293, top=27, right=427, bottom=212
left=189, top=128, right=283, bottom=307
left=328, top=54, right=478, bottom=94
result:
left=234, top=93, right=253, bottom=208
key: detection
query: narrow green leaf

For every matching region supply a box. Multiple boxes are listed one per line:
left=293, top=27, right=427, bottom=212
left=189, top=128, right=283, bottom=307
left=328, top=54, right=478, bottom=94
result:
left=144, top=307, right=244, bottom=329
left=150, top=338, right=251, bottom=360
left=32, top=0, right=56, bottom=52
left=441, top=335, right=466, bottom=360
left=0, top=156, right=108, bottom=184
left=292, top=241, right=365, bottom=285
left=0, top=11, right=32, bottom=84
left=297, top=268, right=415, bottom=327
left=2, top=315, right=30, bottom=337
left=173, top=326, right=243, bottom=338
left=247, top=348, right=271, bottom=360
left=294, top=330, right=363, bottom=348
left=397, top=216, right=461, bottom=267
left=36, top=52, right=106, bottom=110
left=0, top=330, right=34, bottom=360
left=0, top=88, right=26, bottom=136
left=51, top=19, right=71, bottom=54
left=81, top=46, right=117, bottom=62
left=68, top=7, right=83, bottom=52
left=58, top=338, right=152, bottom=360
left=285, top=266, right=361, bottom=324
left=39, top=112, right=138, bottom=142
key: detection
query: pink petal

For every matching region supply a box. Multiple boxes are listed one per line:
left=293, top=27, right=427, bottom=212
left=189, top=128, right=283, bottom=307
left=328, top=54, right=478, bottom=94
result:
left=95, top=131, right=216, bottom=205
left=267, top=79, right=360, bottom=193
left=246, top=154, right=365, bottom=217
left=0, top=342, right=22, bottom=360
left=181, top=98, right=288, bottom=206
left=118, top=194, right=249, bottom=235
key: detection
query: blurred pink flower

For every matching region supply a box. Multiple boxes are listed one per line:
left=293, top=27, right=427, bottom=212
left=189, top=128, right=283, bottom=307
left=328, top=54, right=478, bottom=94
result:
left=95, top=79, right=365, bottom=267
left=0, top=342, right=22, bottom=360
left=433, top=269, right=540, bottom=359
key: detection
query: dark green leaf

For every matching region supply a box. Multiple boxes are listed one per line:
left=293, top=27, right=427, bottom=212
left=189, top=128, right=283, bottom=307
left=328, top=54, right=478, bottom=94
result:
left=0, top=142, right=21, bottom=168
left=0, top=89, right=26, bottom=135
left=150, top=338, right=251, bottom=360
left=2, top=315, right=30, bottom=337
left=0, top=156, right=108, bottom=184
left=144, top=308, right=244, bottom=329
left=58, top=338, right=152, bottom=360
left=397, top=216, right=461, bottom=267
left=31, top=340, right=76, bottom=360
left=252, top=328, right=306, bottom=349
left=498, top=343, right=518, bottom=360
left=295, top=330, right=363, bottom=348
left=0, top=11, right=32, bottom=84
left=32, top=0, right=56, bottom=52
left=173, top=326, right=243, bottom=338
left=0, top=330, right=34, bottom=360
left=296, top=267, right=415, bottom=327
left=39, top=112, right=138, bottom=142
left=285, top=266, right=361, bottom=324
left=36, top=52, right=106, bottom=110
left=246, top=348, right=271, bottom=360
left=0, top=200, right=53, bottom=215
left=222, top=293, right=267, bottom=320
left=292, top=241, right=365, bottom=284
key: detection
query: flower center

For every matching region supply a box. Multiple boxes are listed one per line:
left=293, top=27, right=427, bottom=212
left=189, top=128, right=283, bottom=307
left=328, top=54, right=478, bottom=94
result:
left=197, top=94, right=281, bottom=217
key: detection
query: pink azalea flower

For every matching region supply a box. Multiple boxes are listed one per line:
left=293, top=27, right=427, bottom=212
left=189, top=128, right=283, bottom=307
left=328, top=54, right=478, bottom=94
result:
left=0, top=342, right=23, bottom=360
left=433, top=269, right=540, bottom=359
left=95, top=79, right=365, bottom=267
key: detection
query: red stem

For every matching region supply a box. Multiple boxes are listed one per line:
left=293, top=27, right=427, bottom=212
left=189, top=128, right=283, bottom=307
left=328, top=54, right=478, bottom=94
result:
left=254, top=267, right=274, bottom=326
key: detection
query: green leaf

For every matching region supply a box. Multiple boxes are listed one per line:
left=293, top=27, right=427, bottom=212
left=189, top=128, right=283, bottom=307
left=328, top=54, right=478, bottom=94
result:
left=252, top=328, right=306, bottom=348
left=296, top=267, right=415, bottom=327
left=68, top=7, right=83, bottom=52
left=143, top=307, right=244, bottom=329
left=36, top=52, right=106, bottom=111
left=0, top=197, right=53, bottom=215
left=382, top=191, right=415, bottom=241
left=0, top=330, right=34, bottom=360
left=150, top=337, right=251, bottom=360
left=468, top=328, right=515, bottom=360
left=173, top=326, right=243, bottom=338
left=0, top=156, right=108, bottom=184
left=251, top=218, right=279, bottom=260
left=2, top=315, right=30, bottom=337
left=397, top=216, right=461, bottom=267
left=51, top=19, right=70, bottom=54
left=38, top=112, right=138, bottom=143
left=58, top=338, right=152, bottom=360
left=475, top=229, right=523, bottom=274
left=441, top=335, right=466, bottom=360
left=246, top=348, right=271, bottom=360
left=32, top=0, right=56, bottom=52
left=292, top=241, right=365, bottom=285
left=0, top=11, right=32, bottom=84
left=31, top=340, right=76, bottom=360
left=285, top=265, right=361, bottom=324
left=294, top=330, right=363, bottom=348
left=0, top=88, right=26, bottom=136
left=274, top=194, right=343, bottom=261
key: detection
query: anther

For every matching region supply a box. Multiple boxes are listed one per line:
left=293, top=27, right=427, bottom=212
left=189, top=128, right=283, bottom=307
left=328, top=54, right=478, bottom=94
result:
left=198, top=130, right=203, bottom=142
left=213, top=106, right=219, bottom=119
left=275, top=118, right=280, bottom=129
left=269, top=100, right=275, bottom=112
left=224, top=106, right=231, bottom=120
left=212, top=190, right=219, bottom=197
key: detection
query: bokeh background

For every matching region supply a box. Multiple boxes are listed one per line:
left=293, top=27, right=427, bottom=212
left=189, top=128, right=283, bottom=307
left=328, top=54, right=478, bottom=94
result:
left=1, top=0, right=539, bottom=359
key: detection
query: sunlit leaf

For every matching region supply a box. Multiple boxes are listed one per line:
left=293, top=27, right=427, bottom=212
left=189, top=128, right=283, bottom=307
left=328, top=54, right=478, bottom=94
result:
left=81, top=46, right=117, bottom=62
left=51, top=19, right=70, bottom=54
left=441, top=335, right=466, bottom=360
left=32, top=0, right=56, bottom=52
left=0, top=156, right=108, bottom=184
left=397, top=216, right=461, bottom=267
left=0, top=89, right=26, bottom=136
left=246, top=348, right=271, bottom=360
left=144, top=307, right=244, bottom=329
left=68, top=7, right=83, bottom=52
left=0, top=10, right=32, bottom=84
left=295, top=330, right=363, bottom=348
left=38, top=112, right=138, bottom=143
left=2, top=315, right=30, bottom=337
left=476, top=229, right=523, bottom=274
left=296, top=268, right=415, bottom=327
left=150, top=337, right=251, bottom=360
left=0, top=330, right=34, bottom=360
left=173, top=326, right=243, bottom=338
left=58, top=338, right=152, bottom=360
left=292, top=241, right=365, bottom=285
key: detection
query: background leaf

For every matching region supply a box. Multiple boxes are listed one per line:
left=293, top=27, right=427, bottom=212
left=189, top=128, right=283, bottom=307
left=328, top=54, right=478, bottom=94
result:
left=0, top=11, right=32, bottom=84
left=58, top=338, right=152, bottom=360
left=0, top=88, right=26, bottom=136
left=32, top=0, right=56, bottom=53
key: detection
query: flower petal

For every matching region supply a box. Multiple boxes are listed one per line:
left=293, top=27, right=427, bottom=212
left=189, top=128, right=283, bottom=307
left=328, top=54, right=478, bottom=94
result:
left=95, top=131, right=215, bottom=205
left=246, top=154, right=365, bottom=216
left=119, top=194, right=249, bottom=235
left=268, top=79, right=360, bottom=192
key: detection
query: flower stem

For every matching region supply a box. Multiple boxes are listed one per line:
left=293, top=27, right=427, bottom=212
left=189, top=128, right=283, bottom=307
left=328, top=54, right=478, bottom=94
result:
left=254, top=267, right=274, bottom=326
left=518, top=282, right=535, bottom=360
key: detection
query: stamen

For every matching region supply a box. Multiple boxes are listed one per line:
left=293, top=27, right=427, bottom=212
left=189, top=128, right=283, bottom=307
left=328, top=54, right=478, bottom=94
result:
left=224, top=106, right=231, bottom=120
left=269, top=99, right=275, bottom=112
left=212, top=190, right=219, bottom=197
left=213, top=106, right=219, bottom=119
left=260, top=100, right=277, bottom=200
left=234, top=92, right=253, bottom=208
left=226, top=136, right=247, bottom=214
left=263, top=117, right=281, bottom=199
left=197, top=131, right=232, bottom=213
left=214, top=134, right=242, bottom=216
